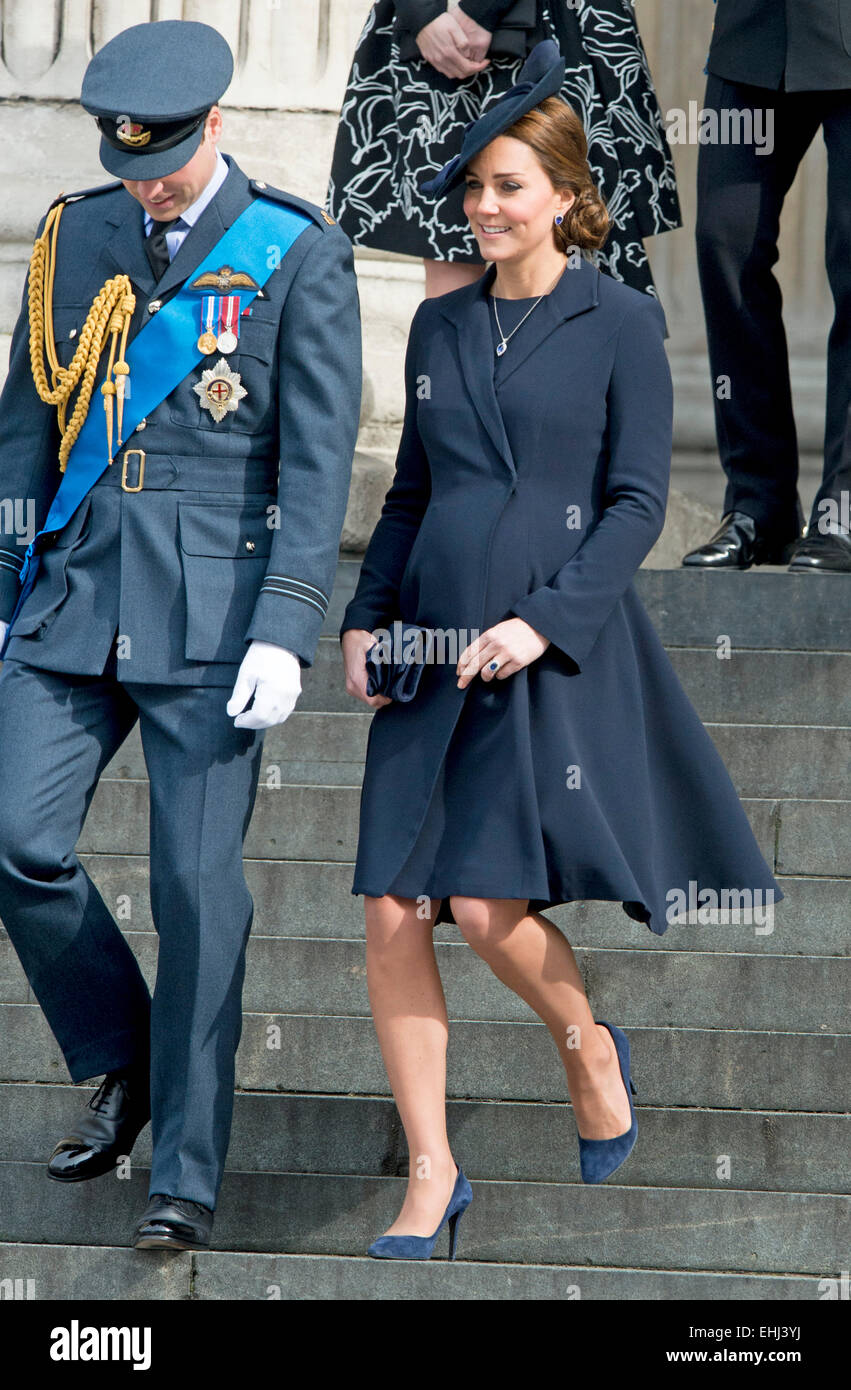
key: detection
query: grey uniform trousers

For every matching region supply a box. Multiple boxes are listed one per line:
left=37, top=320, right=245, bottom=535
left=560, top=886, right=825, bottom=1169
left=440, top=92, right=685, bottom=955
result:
left=0, top=655, right=265, bottom=1210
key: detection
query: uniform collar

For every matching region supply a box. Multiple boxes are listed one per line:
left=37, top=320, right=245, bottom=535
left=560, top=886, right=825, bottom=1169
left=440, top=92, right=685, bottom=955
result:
left=103, top=153, right=251, bottom=299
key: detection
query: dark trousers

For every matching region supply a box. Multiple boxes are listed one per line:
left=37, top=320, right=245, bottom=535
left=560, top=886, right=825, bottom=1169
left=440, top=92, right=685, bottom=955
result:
left=0, top=657, right=265, bottom=1211
left=695, top=75, right=851, bottom=531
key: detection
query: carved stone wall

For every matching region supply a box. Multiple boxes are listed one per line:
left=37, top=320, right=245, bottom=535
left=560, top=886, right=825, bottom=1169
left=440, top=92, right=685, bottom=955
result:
left=0, top=0, right=832, bottom=457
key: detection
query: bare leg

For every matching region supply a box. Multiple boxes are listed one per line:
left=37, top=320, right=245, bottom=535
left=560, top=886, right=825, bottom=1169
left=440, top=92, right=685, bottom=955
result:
left=365, top=893, right=459, bottom=1236
left=450, top=896, right=633, bottom=1140
left=423, top=258, right=488, bottom=299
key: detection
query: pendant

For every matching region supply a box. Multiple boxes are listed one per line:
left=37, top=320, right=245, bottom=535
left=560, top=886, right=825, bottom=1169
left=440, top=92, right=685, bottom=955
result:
left=197, top=331, right=218, bottom=355
left=193, top=358, right=247, bottom=423
left=496, top=341, right=507, bottom=356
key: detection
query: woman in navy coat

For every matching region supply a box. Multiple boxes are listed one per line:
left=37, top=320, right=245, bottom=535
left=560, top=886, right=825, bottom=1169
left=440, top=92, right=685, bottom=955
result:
left=339, top=43, right=783, bottom=1261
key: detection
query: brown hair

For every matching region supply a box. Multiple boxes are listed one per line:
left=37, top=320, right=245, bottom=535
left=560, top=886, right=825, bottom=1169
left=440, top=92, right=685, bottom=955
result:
left=503, top=96, right=609, bottom=252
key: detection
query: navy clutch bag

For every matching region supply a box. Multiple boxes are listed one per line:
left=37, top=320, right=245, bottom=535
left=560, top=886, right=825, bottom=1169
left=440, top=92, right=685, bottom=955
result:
left=365, top=622, right=436, bottom=702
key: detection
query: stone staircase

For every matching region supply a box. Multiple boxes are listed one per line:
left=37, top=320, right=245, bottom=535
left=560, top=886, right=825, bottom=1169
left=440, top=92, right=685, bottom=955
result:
left=0, top=562, right=849, bottom=1300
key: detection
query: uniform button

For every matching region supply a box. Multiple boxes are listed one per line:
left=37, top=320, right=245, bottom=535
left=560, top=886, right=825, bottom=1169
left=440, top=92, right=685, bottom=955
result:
left=69, top=328, right=77, bottom=339
left=255, top=181, right=267, bottom=190
left=136, top=418, right=147, bottom=431
left=148, top=299, right=162, bottom=314
left=245, top=541, right=256, bottom=552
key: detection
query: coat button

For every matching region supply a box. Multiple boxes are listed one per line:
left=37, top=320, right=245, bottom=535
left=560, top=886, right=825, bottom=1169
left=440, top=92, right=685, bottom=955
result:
left=148, top=299, right=162, bottom=314
left=69, top=328, right=77, bottom=339
left=245, top=540, right=256, bottom=552
left=255, top=181, right=267, bottom=190
left=136, top=418, right=147, bottom=431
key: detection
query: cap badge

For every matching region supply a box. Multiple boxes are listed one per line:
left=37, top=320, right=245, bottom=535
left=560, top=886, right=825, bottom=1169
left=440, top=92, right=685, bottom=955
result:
left=194, top=358, right=247, bottom=423
left=116, top=115, right=151, bottom=147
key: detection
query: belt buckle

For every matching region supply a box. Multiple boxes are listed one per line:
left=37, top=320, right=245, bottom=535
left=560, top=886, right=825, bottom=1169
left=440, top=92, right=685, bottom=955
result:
left=121, top=448, right=146, bottom=493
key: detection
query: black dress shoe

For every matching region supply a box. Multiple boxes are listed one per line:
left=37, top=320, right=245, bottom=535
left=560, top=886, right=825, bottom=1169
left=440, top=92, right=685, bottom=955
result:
left=682, top=510, right=800, bottom=568
left=133, top=1194, right=213, bottom=1251
left=47, top=1068, right=150, bottom=1183
left=788, top=527, right=851, bottom=572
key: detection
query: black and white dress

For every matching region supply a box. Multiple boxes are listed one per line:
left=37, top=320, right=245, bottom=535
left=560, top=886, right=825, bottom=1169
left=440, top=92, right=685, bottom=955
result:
left=326, top=0, right=681, bottom=295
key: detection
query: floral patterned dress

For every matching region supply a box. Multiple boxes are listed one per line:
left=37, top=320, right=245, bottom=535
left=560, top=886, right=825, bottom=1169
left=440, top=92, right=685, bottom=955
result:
left=327, top=0, right=681, bottom=295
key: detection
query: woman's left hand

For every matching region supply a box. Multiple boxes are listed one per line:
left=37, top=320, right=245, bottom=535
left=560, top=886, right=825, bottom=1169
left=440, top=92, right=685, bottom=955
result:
left=456, top=618, right=550, bottom=689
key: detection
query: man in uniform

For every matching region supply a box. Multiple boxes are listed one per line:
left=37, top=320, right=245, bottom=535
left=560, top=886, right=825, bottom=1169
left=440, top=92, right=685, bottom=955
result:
left=683, top=0, right=851, bottom=571
left=0, top=20, right=362, bottom=1249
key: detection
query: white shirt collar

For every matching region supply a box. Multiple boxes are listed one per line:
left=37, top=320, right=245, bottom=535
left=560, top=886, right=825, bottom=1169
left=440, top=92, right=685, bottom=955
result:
left=143, top=149, right=229, bottom=235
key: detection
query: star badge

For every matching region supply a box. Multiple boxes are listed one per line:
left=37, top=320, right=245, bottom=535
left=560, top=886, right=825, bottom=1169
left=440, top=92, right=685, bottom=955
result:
left=193, top=358, right=247, bottom=423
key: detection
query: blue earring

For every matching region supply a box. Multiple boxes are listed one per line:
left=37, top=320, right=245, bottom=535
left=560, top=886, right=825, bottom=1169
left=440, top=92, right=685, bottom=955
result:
left=554, top=214, right=564, bottom=225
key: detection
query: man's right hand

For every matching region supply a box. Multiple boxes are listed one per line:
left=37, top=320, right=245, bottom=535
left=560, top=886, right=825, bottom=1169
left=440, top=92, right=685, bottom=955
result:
left=341, top=628, right=393, bottom=709
left=416, top=11, right=491, bottom=79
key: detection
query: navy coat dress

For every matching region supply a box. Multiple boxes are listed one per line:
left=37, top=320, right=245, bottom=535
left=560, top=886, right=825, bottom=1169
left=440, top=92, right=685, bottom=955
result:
left=340, top=257, right=784, bottom=935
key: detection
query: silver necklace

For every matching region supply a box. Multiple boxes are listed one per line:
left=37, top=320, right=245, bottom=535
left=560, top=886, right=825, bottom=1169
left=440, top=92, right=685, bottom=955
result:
left=491, top=261, right=567, bottom=357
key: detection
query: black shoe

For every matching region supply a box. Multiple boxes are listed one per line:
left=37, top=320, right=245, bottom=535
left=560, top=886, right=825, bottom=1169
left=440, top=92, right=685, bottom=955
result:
left=788, top=525, right=851, bottom=572
left=682, top=510, right=801, bottom=568
left=133, top=1194, right=213, bottom=1251
left=47, top=1068, right=151, bottom=1183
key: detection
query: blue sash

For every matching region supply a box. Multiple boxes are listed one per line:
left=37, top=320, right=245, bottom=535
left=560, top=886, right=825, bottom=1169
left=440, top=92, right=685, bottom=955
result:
left=1, top=197, right=311, bottom=656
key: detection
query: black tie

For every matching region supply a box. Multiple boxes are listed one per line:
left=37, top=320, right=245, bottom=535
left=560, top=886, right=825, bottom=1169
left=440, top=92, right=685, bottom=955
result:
left=144, top=217, right=180, bottom=282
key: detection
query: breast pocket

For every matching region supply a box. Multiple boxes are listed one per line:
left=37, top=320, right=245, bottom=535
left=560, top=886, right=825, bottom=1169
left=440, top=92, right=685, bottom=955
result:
left=178, top=500, right=275, bottom=663
left=169, top=318, right=278, bottom=436
left=49, top=306, right=89, bottom=372
left=10, top=495, right=93, bottom=637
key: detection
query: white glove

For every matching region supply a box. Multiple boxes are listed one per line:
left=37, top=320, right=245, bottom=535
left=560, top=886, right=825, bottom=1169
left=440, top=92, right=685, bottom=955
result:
left=0, top=619, right=8, bottom=652
left=226, top=640, right=302, bottom=729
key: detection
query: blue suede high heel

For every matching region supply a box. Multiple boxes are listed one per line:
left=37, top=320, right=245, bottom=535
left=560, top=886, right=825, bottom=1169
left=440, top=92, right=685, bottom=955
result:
left=576, top=1020, right=638, bottom=1184
left=367, top=1165, right=473, bottom=1260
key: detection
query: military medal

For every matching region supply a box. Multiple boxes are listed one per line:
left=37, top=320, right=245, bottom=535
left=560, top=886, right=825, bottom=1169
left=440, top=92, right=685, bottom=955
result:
left=194, top=358, right=247, bottom=423
left=197, top=295, right=219, bottom=354
left=216, top=295, right=240, bottom=354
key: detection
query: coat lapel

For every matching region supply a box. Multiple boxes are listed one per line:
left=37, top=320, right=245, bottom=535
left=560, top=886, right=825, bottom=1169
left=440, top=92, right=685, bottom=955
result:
left=439, top=257, right=601, bottom=478
left=102, top=189, right=157, bottom=298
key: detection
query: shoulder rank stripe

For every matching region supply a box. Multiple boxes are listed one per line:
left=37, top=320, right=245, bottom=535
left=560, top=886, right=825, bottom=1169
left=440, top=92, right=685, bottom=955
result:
left=48, top=181, right=124, bottom=211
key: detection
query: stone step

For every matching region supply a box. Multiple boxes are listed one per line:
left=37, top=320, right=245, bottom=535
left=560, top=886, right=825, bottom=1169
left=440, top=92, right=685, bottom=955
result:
left=0, top=1163, right=847, bottom=1273
left=1, top=934, right=846, bottom=1033
left=75, top=781, right=850, bottom=877
left=101, top=714, right=851, bottom=799
left=303, top=637, right=851, bottom=725
left=2, top=1084, right=848, bottom=1195
left=327, top=559, right=851, bottom=654
left=631, top=569, right=851, bottom=652
left=0, top=1241, right=826, bottom=1300
left=71, top=856, right=851, bottom=954
left=3, top=1007, right=847, bottom=1111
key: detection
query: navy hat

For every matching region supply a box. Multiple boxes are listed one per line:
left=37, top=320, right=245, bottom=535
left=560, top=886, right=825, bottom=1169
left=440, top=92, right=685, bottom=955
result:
left=81, top=20, right=234, bottom=180
left=420, top=40, right=566, bottom=199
